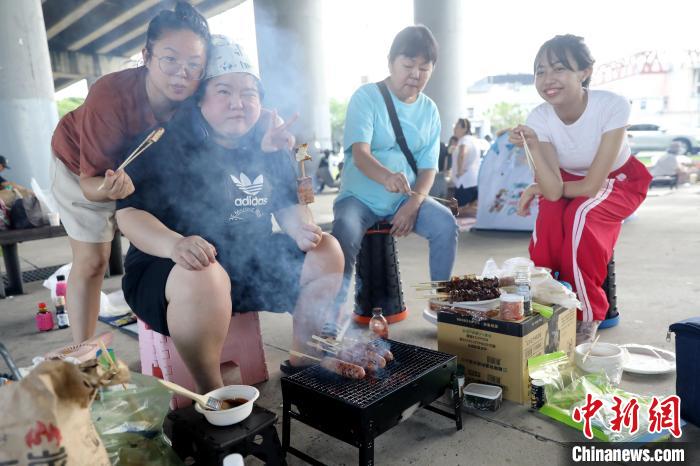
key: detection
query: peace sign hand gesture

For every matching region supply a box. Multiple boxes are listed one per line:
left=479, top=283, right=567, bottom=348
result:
left=261, top=110, right=299, bottom=152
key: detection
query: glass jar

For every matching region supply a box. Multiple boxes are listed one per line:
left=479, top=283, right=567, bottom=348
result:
left=499, top=293, right=524, bottom=321
left=514, top=265, right=531, bottom=316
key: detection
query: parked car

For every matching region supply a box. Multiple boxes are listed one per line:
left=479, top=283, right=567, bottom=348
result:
left=626, top=124, right=700, bottom=154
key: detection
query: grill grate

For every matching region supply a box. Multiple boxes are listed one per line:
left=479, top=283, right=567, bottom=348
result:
left=285, top=340, right=454, bottom=408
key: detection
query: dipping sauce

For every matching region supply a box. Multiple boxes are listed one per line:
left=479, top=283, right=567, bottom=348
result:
left=205, top=397, right=248, bottom=410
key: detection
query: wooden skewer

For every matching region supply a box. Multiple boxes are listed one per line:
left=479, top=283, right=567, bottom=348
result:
left=289, top=350, right=322, bottom=362
left=410, top=191, right=454, bottom=204
left=307, top=341, right=339, bottom=355
left=97, top=127, right=164, bottom=190
left=582, top=335, right=601, bottom=364
left=519, top=131, right=537, bottom=173
left=98, top=341, right=127, bottom=390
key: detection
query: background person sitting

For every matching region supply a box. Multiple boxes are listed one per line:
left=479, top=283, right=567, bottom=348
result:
left=116, top=37, right=344, bottom=393
left=650, top=141, right=697, bottom=185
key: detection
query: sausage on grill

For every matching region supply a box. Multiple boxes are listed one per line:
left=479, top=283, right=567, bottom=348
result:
left=320, top=357, right=366, bottom=379
left=338, top=346, right=386, bottom=369
left=373, top=347, right=394, bottom=363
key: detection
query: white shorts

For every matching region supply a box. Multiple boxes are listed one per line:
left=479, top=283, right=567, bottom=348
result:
left=50, top=157, right=116, bottom=243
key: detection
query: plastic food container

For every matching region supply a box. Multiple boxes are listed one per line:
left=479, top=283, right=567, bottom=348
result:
left=499, top=293, right=524, bottom=321
left=194, top=385, right=260, bottom=426
left=463, top=383, right=503, bottom=411
left=574, top=342, right=625, bottom=385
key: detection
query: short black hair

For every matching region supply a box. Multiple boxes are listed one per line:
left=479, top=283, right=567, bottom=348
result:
left=388, top=25, right=439, bottom=65
left=534, top=34, right=595, bottom=88
left=145, top=1, right=210, bottom=56
left=196, top=75, right=265, bottom=103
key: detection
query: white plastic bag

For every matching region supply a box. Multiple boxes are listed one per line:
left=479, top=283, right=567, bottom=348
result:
left=42, top=264, right=127, bottom=317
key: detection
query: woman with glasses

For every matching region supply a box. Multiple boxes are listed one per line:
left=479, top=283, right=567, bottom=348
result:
left=51, top=2, right=210, bottom=343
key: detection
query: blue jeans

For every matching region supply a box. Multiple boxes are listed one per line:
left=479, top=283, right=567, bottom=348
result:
left=331, top=195, right=459, bottom=307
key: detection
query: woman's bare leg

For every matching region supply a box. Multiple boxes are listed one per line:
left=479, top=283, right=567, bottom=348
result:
left=67, top=238, right=111, bottom=343
left=165, top=262, right=232, bottom=393
left=291, top=233, right=344, bottom=365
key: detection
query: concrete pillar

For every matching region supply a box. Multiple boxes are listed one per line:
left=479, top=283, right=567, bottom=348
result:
left=253, top=0, right=331, bottom=166
left=414, top=0, right=464, bottom=142
left=0, top=0, right=58, bottom=188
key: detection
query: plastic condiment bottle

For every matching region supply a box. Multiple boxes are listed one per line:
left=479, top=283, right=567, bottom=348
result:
left=55, top=274, right=67, bottom=299
left=514, top=265, right=531, bottom=316
left=369, top=307, right=389, bottom=339
left=55, top=296, right=70, bottom=329
left=35, top=302, right=54, bottom=332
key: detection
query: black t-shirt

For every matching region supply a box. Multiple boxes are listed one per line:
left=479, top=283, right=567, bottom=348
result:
left=117, top=104, right=299, bottom=278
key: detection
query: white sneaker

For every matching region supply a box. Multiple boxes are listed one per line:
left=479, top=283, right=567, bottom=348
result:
left=576, top=320, right=601, bottom=346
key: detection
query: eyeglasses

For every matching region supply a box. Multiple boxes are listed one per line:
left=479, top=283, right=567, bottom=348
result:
left=152, top=54, right=205, bottom=80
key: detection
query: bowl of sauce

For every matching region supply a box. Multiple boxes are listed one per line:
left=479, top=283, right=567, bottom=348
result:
left=194, top=385, right=260, bottom=426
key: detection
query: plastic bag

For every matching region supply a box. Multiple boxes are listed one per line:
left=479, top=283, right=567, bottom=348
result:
left=31, top=177, right=58, bottom=215
left=42, top=264, right=124, bottom=317
left=528, top=352, right=673, bottom=442
left=91, top=372, right=184, bottom=465
left=531, top=275, right=581, bottom=309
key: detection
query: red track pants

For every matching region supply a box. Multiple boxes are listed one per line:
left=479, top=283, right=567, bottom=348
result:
left=529, top=156, right=652, bottom=321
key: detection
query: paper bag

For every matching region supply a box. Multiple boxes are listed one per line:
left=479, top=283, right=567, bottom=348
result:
left=0, top=360, right=124, bottom=465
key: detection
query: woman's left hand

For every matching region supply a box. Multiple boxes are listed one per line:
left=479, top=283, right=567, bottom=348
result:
left=518, top=183, right=541, bottom=216
left=390, top=199, right=420, bottom=237
left=261, top=110, right=299, bottom=152
left=293, top=222, right=323, bottom=252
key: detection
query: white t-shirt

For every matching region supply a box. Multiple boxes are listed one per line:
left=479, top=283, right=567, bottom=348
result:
left=526, top=90, right=631, bottom=176
left=450, top=135, right=481, bottom=188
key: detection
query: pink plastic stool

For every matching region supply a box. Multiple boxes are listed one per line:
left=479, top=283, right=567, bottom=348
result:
left=138, top=312, right=269, bottom=408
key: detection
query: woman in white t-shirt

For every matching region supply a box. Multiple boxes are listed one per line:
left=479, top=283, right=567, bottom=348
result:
left=510, top=35, right=652, bottom=344
left=451, top=118, right=481, bottom=216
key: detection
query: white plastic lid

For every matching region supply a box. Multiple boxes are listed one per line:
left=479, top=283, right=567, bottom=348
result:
left=500, top=293, right=524, bottom=303
left=463, top=383, right=502, bottom=400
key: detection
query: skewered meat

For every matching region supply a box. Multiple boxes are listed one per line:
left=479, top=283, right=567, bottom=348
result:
left=433, top=275, right=501, bottom=303
left=371, top=345, right=394, bottom=363
left=338, top=345, right=386, bottom=370
left=320, top=357, right=366, bottom=379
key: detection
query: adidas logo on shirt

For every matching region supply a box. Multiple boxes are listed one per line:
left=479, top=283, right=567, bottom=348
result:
left=230, top=173, right=268, bottom=208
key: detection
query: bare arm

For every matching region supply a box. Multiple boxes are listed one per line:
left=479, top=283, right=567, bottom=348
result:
left=352, top=142, right=411, bottom=193
left=80, top=169, right=134, bottom=202
left=115, top=207, right=182, bottom=258
left=116, top=207, right=217, bottom=271
left=510, top=127, right=563, bottom=201
left=274, top=204, right=322, bottom=252
left=562, top=128, right=626, bottom=198
left=455, top=145, right=467, bottom=177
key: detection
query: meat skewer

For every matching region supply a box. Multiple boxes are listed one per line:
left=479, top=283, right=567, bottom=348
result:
left=295, top=143, right=315, bottom=204
left=320, top=357, right=366, bottom=379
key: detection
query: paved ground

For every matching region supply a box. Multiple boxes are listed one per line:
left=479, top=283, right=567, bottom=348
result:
left=1, top=184, right=699, bottom=465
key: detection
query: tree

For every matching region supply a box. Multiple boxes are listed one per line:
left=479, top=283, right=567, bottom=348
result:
left=329, top=98, right=348, bottom=149
left=57, top=97, right=84, bottom=118
left=485, top=102, right=528, bottom=134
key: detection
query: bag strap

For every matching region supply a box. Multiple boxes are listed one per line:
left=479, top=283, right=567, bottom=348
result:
left=376, top=81, right=418, bottom=175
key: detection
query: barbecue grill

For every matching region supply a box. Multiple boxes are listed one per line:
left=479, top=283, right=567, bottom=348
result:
left=281, top=340, right=462, bottom=465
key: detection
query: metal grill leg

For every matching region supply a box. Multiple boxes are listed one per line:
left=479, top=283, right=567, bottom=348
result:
left=282, top=399, right=291, bottom=454
left=358, top=439, right=374, bottom=466
left=452, top=374, right=463, bottom=430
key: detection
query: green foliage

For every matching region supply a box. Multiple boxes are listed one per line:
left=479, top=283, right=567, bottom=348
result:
left=57, top=97, right=85, bottom=118
left=329, top=98, right=348, bottom=146
left=485, top=102, right=528, bottom=133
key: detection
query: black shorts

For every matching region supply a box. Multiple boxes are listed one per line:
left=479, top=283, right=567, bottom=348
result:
left=455, top=186, right=478, bottom=206
left=122, top=234, right=305, bottom=336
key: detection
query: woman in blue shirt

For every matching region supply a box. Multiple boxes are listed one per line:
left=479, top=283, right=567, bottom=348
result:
left=332, top=25, right=459, bottom=309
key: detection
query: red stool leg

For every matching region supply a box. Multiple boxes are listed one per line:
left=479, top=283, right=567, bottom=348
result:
left=223, top=312, right=269, bottom=385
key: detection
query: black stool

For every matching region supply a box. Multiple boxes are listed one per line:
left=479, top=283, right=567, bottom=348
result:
left=599, top=254, right=619, bottom=329
left=163, top=404, right=285, bottom=465
left=353, top=222, right=406, bottom=324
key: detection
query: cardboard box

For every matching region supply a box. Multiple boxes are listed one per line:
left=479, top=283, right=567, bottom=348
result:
left=437, top=306, right=576, bottom=404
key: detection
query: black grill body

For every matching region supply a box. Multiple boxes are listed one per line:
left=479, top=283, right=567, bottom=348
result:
left=281, top=340, right=462, bottom=465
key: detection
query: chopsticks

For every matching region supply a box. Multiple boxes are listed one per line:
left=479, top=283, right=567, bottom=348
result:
left=97, top=127, right=165, bottom=191
left=582, top=335, right=601, bottom=363
left=519, top=131, right=537, bottom=174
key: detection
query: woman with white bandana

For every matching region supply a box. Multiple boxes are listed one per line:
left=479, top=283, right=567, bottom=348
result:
left=116, top=36, right=344, bottom=392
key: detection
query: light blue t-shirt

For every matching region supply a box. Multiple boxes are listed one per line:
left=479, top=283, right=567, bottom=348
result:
left=336, top=83, right=441, bottom=217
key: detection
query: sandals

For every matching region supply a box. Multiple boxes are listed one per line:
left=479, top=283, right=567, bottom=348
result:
left=279, top=359, right=311, bottom=376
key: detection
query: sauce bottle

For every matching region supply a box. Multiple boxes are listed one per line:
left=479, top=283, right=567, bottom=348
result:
left=369, top=307, right=389, bottom=339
